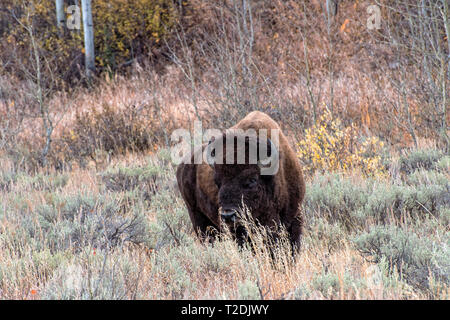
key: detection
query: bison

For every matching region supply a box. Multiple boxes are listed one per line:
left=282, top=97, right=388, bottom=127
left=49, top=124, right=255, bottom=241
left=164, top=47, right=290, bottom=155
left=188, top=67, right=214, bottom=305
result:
left=176, top=111, right=305, bottom=251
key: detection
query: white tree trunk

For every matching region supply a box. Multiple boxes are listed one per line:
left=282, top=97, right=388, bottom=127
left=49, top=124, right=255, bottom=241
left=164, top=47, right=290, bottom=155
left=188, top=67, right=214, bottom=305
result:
left=55, top=0, right=65, bottom=29
left=326, top=0, right=338, bottom=21
left=81, top=0, right=95, bottom=78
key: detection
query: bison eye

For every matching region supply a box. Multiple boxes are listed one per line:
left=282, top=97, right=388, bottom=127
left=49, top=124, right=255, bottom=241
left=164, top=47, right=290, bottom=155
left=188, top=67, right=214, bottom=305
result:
left=243, top=177, right=257, bottom=189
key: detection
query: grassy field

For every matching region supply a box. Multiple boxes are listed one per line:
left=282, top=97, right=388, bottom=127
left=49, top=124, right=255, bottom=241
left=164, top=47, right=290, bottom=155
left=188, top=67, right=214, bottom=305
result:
left=0, top=0, right=449, bottom=300
left=0, top=147, right=448, bottom=300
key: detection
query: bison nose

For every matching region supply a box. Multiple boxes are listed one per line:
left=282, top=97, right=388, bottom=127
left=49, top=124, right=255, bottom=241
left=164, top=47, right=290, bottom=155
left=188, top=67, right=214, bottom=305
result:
left=220, top=208, right=237, bottom=223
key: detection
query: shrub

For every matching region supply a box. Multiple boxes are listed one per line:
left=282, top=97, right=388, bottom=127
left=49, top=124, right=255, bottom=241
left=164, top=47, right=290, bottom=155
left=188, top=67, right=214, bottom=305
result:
left=22, top=173, right=69, bottom=191
left=58, top=104, right=167, bottom=166
left=311, top=272, right=341, bottom=298
left=309, top=271, right=367, bottom=299
left=42, top=251, right=142, bottom=299
left=363, top=183, right=449, bottom=222
left=305, top=217, right=348, bottom=253
left=297, top=109, right=387, bottom=177
left=305, top=171, right=449, bottom=229
left=2, top=0, right=83, bottom=85
left=353, top=225, right=449, bottom=290
left=398, top=149, right=445, bottom=174
left=405, top=169, right=449, bottom=187
left=92, top=0, right=177, bottom=70
left=0, top=248, right=69, bottom=298
left=305, top=173, right=368, bottom=229
left=151, top=257, right=194, bottom=299
left=8, top=193, right=152, bottom=253
left=437, top=208, right=450, bottom=229
left=149, top=192, right=193, bottom=250
left=0, top=170, right=17, bottom=192
left=435, top=156, right=450, bottom=172
left=100, top=164, right=159, bottom=200
left=238, top=280, right=261, bottom=300
left=3, top=0, right=177, bottom=81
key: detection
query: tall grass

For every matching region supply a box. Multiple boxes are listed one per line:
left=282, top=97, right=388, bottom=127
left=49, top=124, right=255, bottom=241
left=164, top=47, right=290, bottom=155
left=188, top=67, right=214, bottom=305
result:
left=0, top=147, right=448, bottom=300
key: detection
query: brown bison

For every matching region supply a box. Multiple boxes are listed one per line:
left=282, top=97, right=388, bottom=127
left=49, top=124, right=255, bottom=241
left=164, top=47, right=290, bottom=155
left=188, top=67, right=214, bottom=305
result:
left=176, top=111, right=305, bottom=250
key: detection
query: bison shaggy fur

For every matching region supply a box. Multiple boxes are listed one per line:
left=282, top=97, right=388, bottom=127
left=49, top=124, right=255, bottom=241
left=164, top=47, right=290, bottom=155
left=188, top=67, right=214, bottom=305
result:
left=176, top=111, right=305, bottom=250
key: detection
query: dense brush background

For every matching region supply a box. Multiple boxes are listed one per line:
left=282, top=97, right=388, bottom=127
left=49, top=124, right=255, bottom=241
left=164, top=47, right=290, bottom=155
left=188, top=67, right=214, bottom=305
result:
left=0, top=0, right=449, bottom=299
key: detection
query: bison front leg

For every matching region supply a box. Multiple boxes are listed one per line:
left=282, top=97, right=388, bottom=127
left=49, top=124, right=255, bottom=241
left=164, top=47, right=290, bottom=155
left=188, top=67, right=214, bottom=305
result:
left=187, top=208, right=219, bottom=243
left=287, top=216, right=303, bottom=254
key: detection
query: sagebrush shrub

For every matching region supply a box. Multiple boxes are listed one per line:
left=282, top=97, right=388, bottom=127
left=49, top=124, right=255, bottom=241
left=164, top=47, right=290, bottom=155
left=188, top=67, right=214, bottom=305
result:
left=311, top=272, right=341, bottom=298
left=238, top=280, right=261, bottom=300
left=149, top=192, right=193, bottom=250
left=13, top=193, right=151, bottom=252
left=100, top=164, right=159, bottom=200
left=305, top=171, right=449, bottom=229
left=398, top=149, right=445, bottom=174
left=305, top=173, right=368, bottom=229
left=353, top=225, right=449, bottom=290
left=42, top=250, right=141, bottom=299
left=305, top=217, right=348, bottom=252
left=364, top=183, right=449, bottom=222
left=0, top=170, right=16, bottom=192
left=25, top=173, right=69, bottom=191
left=435, top=156, right=450, bottom=172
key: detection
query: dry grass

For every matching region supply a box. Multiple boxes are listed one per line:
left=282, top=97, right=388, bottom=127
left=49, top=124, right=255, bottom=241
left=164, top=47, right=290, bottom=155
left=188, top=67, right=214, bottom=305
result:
left=0, top=0, right=448, bottom=300
left=1, top=148, right=448, bottom=300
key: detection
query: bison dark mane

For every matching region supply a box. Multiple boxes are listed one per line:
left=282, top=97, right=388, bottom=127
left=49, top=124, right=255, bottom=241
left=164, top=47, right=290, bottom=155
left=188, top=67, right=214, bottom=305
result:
left=176, top=111, right=305, bottom=252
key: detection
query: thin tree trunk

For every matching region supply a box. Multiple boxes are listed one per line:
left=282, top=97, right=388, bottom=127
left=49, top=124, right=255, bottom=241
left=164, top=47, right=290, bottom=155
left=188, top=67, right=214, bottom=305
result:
left=81, top=0, right=95, bottom=79
left=55, top=0, right=65, bottom=29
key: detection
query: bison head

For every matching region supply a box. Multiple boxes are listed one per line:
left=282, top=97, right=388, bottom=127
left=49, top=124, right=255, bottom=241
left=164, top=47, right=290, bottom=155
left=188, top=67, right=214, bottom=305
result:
left=205, top=130, right=279, bottom=230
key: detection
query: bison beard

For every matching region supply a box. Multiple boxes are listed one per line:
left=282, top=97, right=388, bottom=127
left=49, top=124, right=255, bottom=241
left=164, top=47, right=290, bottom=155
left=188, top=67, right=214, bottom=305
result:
left=176, top=111, right=305, bottom=253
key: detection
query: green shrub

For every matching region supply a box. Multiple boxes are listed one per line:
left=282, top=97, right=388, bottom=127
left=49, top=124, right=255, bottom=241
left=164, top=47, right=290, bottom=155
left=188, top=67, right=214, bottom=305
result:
left=291, top=284, right=312, bottom=300
left=23, top=173, right=69, bottom=191
left=42, top=250, right=142, bottom=299
left=309, top=271, right=366, bottom=299
left=435, top=156, right=450, bottom=172
left=363, top=183, right=449, bottom=222
left=5, top=193, right=151, bottom=253
left=439, top=207, right=450, bottom=226
left=311, top=272, right=341, bottom=298
left=305, top=173, right=369, bottom=229
left=305, top=217, right=348, bottom=252
left=405, top=169, right=449, bottom=187
left=149, top=192, right=193, bottom=250
left=0, top=170, right=17, bottom=192
left=353, top=225, right=449, bottom=290
left=151, top=248, right=196, bottom=299
left=100, top=164, right=159, bottom=200
left=305, top=172, right=449, bottom=229
left=398, top=149, right=445, bottom=174
left=238, top=280, right=261, bottom=300
left=2, top=170, right=68, bottom=192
